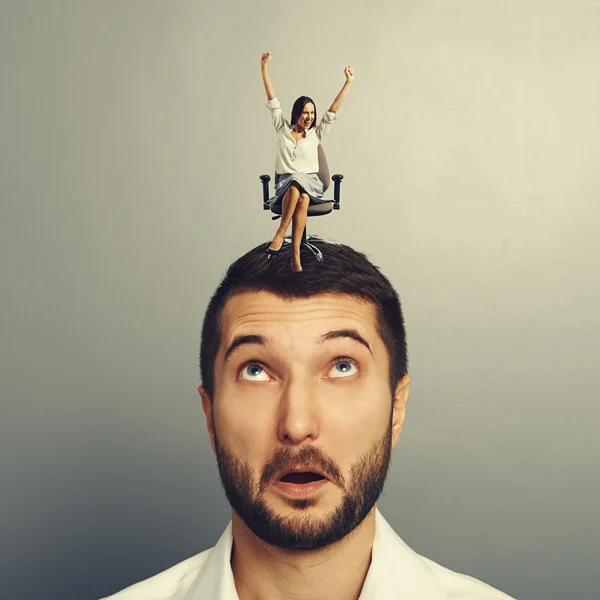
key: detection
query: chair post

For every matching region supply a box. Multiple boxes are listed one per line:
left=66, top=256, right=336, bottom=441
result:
left=260, top=175, right=271, bottom=209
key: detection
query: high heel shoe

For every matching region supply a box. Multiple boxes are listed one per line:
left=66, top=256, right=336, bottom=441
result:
left=265, top=243, right=281, bottom=259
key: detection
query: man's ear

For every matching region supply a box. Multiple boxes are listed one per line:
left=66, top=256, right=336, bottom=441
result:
left=391, top=374, right=411, bottom=449
left=198, top=385, right=216, bottom=454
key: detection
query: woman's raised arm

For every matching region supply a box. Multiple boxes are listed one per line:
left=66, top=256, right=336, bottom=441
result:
left=260, top=52, right=276, bottom=100
left=328, top=66, right=354, bottom=114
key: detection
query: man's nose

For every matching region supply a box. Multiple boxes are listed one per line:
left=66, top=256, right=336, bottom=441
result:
left=276, top=376, right=320, bottom=444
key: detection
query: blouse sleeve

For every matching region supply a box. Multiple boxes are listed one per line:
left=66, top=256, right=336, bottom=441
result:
left=266, top=97, right=285, bottom=132
left=315, top=110, right=337, bottom=142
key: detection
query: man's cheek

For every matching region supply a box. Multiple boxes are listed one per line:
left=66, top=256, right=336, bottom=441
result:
left=219, top=418, right=269, bottom=462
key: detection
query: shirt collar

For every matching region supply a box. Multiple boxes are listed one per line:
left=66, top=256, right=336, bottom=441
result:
left=359, top=510, right=446, bottom=599
left=284, top=125, right=315, bottom=141
left=185, top=508, right=446, bottom=600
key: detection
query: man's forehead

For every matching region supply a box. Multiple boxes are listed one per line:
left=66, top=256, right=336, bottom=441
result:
left=220, top=291, right=378, bottom=338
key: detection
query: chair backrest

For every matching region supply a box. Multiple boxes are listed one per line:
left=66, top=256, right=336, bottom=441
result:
left=317, top=144, right=331, bottom=192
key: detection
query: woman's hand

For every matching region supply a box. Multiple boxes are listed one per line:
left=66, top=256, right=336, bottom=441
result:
left=328, top=66, right=354, bottom=114
left=261, top=52, right=275, bottom=100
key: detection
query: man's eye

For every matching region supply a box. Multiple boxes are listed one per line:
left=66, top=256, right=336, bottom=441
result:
left=328, top=359, right=358, bottom=379
left=240, top=363, right=270, bottom=381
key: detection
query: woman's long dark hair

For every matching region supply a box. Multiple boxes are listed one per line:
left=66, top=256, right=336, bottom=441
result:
left=290, top=96, right=317, bottom=130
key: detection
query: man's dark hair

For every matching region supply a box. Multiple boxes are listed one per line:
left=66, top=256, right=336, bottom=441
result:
left=199, top=239, right=408, bottom=401
left=290, top=96, right=317, bottom=130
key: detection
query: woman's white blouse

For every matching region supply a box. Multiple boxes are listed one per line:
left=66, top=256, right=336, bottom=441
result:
left=267, top=97, right=337, bottom=175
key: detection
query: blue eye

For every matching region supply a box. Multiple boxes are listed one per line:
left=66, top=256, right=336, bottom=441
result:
left=241, top=363, right=270, bottom=381
left=329, top=359, right=358, bottom=378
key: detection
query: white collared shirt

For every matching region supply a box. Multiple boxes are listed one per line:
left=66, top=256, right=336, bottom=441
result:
left=101, top=509, right=516, bottom=599
left=267, top=97, right=337, bottom=175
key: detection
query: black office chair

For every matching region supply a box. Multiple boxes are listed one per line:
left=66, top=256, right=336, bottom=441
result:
left=260, top=145, right=343, bottom=263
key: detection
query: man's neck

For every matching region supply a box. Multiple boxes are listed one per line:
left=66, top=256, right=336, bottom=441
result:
left=230, top=509, right=377, bottom=600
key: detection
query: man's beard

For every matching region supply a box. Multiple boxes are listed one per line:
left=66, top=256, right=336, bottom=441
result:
left=212, top=413, right=393, bottom=550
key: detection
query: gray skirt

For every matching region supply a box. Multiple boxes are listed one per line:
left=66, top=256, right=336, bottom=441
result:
left=268, top=172, right=328, bottom=207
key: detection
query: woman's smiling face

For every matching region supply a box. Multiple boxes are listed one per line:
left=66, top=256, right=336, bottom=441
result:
left=295, top=102, right=315, bottom=131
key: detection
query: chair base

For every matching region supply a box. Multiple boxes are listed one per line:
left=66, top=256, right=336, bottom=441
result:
left=274, top=235, right=342, bottom=264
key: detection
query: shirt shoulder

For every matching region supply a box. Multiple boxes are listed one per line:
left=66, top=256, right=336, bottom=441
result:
left=421, top=556, right=516, bottom=599
left=100, top=548, right=213, bottom=600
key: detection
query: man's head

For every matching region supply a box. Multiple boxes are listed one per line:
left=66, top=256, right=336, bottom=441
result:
left=198, top=240, right=410, bottom=550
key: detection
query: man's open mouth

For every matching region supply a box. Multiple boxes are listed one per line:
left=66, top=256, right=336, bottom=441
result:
left=279, top=471, right=326, bottom=484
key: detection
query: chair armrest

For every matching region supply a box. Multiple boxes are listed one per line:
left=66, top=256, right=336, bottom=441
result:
left=332, top=174, right=343, bottom=210
left=260, top=175, right=271, bottom=209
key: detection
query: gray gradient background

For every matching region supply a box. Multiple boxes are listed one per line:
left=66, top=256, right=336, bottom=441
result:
left=2, top=1, right=599, bottom=599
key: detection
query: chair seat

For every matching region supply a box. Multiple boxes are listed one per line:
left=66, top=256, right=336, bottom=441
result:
left=270, top=201, right=333, bottom=217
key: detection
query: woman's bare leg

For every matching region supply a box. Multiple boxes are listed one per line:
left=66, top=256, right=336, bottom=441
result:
left=291, top=193, right=310, bottom=272
left=268, top=184, right=301, bottom=251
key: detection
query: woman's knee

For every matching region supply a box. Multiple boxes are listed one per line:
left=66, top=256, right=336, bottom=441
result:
left=296, top=193, right=310, bottom=209
left=287, top=182, right=302, bottom=196
left=283, top=184, right=299, bottom=200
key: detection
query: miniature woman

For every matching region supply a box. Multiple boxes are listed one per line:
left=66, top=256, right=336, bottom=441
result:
left=261, top=51, right=353, bottom=272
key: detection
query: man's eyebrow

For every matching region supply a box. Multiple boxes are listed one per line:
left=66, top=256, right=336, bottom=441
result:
left=223, top=334, right=266, bottom=364
left=318, top=329, right=372, bottom=354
